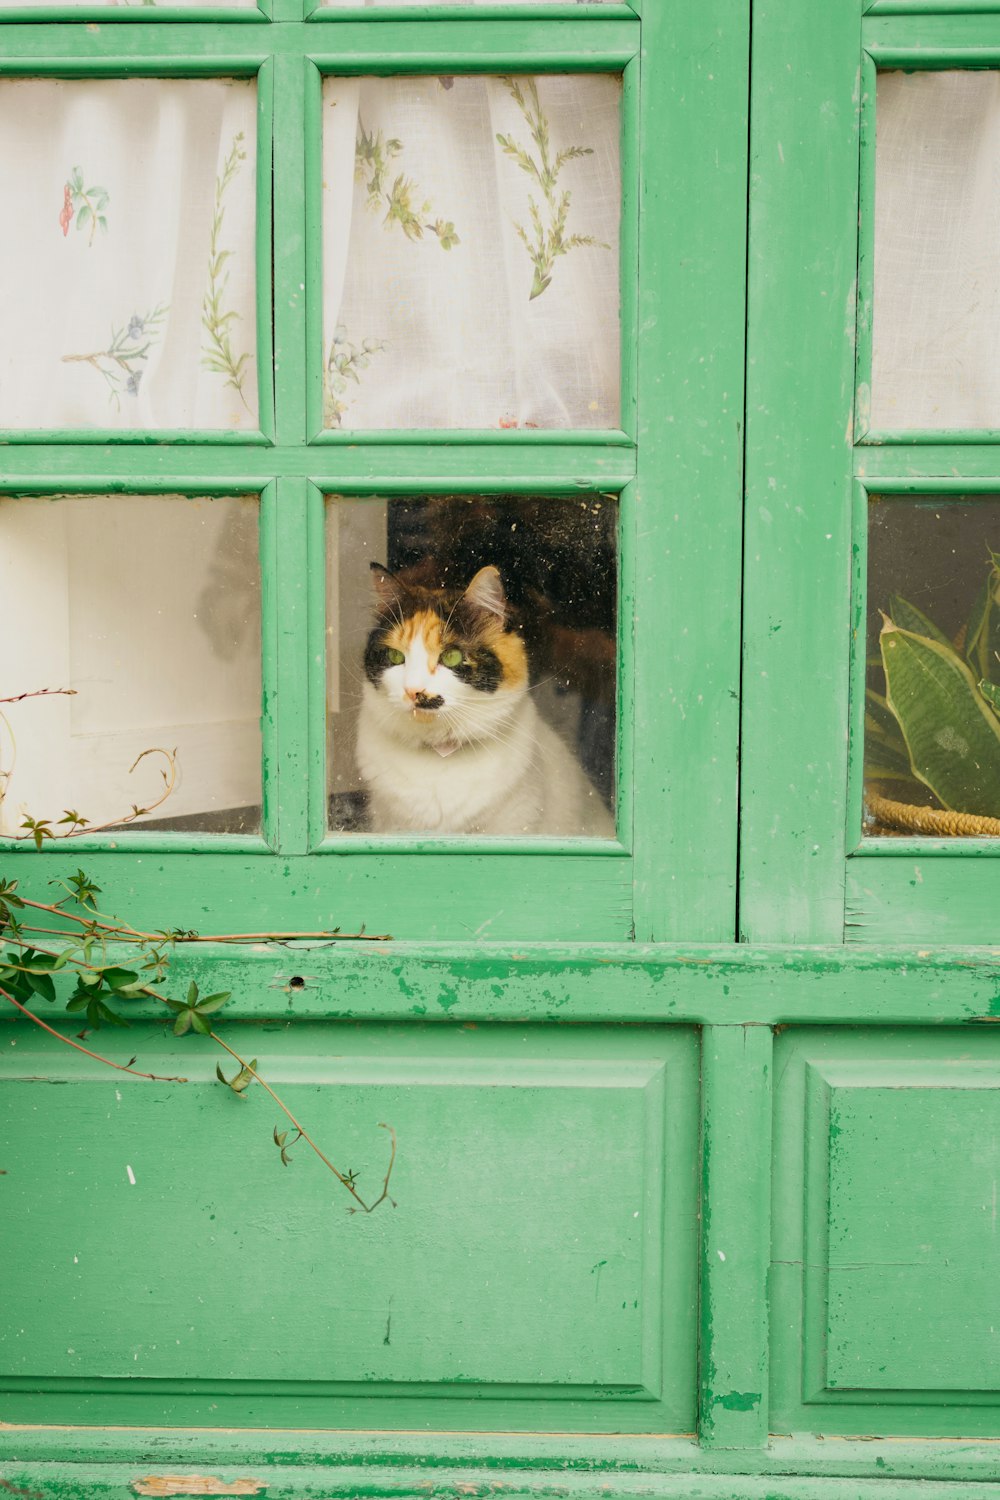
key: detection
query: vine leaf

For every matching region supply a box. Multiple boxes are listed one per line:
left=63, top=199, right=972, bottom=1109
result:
left=273, top=1123, right=303, bottom=1166
left=164, top=981, right=231, bottom=1035
left=218, top=1057, right=257, bottom=1096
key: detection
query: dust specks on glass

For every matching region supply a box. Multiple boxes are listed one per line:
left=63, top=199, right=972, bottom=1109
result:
left=326, top=495, right=617, bottom=838
left=319, top=1, right=613, bottom=7
left=322, top=74, right=621, bottom=431
left=0, top=495, right=262, bottom=837
left=864, top=498, right=1000, bottom=838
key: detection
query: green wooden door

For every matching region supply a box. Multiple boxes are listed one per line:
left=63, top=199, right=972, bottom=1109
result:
left=3, top=1, right=1000, bottom=1498
left=743, top=0, right=1000, bottom=1468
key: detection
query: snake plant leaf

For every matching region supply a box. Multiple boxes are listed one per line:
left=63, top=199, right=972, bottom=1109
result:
left=964, top=576, right=991, bottom=679
left=880, top=618, right=1000, bottom=816
left=864, top=689, right=920, bottom=784
left=964, top=568, right=1000, bottom=686
left=887, top=593, right=952, bottom=648
left=979, top=678, right=1000, bottom=718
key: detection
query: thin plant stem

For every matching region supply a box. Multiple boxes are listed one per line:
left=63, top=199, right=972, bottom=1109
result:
left=5, top=747, right=178, bottom=848
left=209, top=1032, right=396, bottom=1213
left=0, top=689, right=76, bottom=706
left=0, top=984, right=188, bottom=1083
left=18, top=898, right=388, bottom=946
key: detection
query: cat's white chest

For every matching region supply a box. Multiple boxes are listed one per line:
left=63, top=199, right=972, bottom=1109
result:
left=356, top=686, right=541, bottom=834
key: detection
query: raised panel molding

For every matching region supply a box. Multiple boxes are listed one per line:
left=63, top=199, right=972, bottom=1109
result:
left=773, top=1030, right=1000, bottom=1437
left=0, top=1022, right=698, bottom=1431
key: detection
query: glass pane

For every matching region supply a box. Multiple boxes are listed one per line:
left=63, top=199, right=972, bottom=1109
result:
left=322, top=74, right=621, bottom=430
left=1, top=0, right=256, bottom=8
left=864, top=497, right=1000, bottom=837
left=871, top=70, right=1000, bottom=431
left=0, top=79, right=258, bottom=431
left=0, top=495, right=262, bottom=836
left=320, top=1, right=614, bottom=6
left=327, top=495, right=617, bottom=837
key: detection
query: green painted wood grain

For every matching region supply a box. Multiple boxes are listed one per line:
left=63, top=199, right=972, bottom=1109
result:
left=0, top=855, right=632, bottom=941
left=0, top=19, right=638, bottom=63
left=0, top=1023, right=698, bottom=1431
left=630, top=0, right=747, bottom=942
left=271, top=478, right=312, bottom=853
left=741, top=0, right=863, bottom=941
left=864, top=12, right=1000, bottom=56
left=2, top=1463, right=1000, bottom=1500
left=773, top=1030, right=1000, bottom=1438
left=254, top=57, right=277, bottom=442
left=698, top=1026, right=770, bottom=1449
left=846, top=855, right=1000, bottom=943
left=0, top=445, right=637, bottom=485
left=7, top=937, right=1000, bottom=1026
left=859, top=445, right=1000, bottom=473
left=5, top=1431, right=1000, bottom=1483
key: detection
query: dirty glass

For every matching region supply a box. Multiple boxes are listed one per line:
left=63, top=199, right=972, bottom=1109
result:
left=322, top=73, right=621, bottom=430
left=871, top=70, right=1000, bottom=431
left=0, top=78, right=257, bottom=431
left=864, top=498, right=1000, bottom=837
left=326, top=494, right=617, bottom=837
left=0, top=495, right=262, bottom=837
left=320, top=1, right=614, bottom=6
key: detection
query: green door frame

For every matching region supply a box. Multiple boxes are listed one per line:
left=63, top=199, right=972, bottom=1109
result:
left=5, top=2, right=1000, bottom=1496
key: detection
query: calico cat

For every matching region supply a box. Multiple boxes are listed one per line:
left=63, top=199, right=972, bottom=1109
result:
left=355, top=561, right=615, bottom=837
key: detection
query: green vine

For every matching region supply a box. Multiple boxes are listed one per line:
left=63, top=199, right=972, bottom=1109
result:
left=0, top=689, right=396, bottom=1214
left=201, top=132, right=254, bottom=414
left=496, top=77, right=609, bottom=300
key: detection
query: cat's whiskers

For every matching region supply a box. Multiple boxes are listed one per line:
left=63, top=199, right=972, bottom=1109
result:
left=440, top=700, right=525, bottom=754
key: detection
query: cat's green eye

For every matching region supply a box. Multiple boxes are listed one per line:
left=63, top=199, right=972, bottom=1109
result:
left=440, top=647, right=463, bottom=668
left=386, top=647, right=405, bottom=666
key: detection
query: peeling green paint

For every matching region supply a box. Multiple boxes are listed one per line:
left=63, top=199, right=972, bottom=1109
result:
left=715, top=1391, right=760, bottom=1412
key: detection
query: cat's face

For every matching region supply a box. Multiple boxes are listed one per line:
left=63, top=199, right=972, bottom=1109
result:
left=363, top=563, right=528, bottom=741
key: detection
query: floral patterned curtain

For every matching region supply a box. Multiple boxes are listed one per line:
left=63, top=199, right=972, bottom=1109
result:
left=0, top=78, right=257, bottom=431
left=322, top=73, right=621, bottom=430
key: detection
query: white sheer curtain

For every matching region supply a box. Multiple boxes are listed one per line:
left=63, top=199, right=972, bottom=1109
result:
left=0, top=78, right=258, bottom=431
left=872, top=70, right=1000, bottom=431
left=322, top=73, right=621, bottom=429
left=2, top=0, right=255, bottom=8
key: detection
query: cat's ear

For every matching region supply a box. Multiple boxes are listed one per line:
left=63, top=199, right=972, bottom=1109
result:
left=462, top=565, right=507, bottom=623
left=369, top=561, right=407, bottom=615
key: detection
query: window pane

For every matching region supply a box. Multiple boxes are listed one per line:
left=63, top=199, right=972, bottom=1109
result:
left=1, top=0, right=256, bottom=8
left=0, top=495, right=262, bottom=836
left=327, top=495, right=617, bottom=837
left=864, top=498, right=1000, bottom=837
left=322, top=75, right=621, bottom=430
left=319, top=1, right=614, bottom=6
left=872, top=70, right=1000, bottom=431
left=0, top=79, right=258, bottom=431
